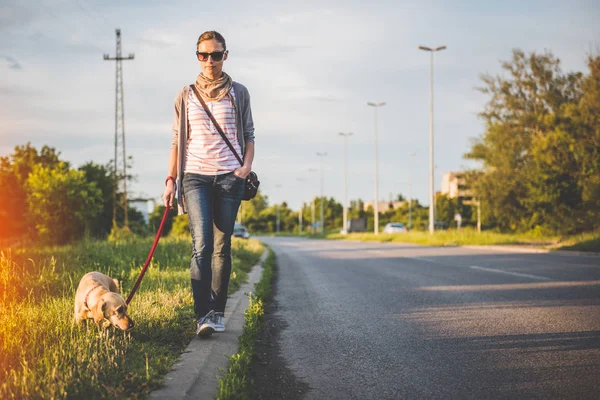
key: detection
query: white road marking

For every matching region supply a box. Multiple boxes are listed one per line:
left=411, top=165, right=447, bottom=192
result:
left=469, top=265, right=552, bottom=281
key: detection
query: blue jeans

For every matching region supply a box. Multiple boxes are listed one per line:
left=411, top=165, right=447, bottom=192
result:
left=182, top=172, right=245, bottom=319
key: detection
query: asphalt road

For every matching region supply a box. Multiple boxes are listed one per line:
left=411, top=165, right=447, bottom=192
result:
left=258, top=237, right=600, bottom=400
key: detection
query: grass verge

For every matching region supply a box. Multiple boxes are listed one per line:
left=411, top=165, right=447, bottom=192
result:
left=261, top=228, right=600, bottom=252
left=0, top=237, right=263, bottom=399
left=217, top=247, right=276, bottom=400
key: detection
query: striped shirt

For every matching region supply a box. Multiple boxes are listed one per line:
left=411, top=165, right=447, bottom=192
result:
left=184, top=87, right=241, bottom=175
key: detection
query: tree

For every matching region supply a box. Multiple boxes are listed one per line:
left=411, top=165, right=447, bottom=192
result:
left=239, top=189, right=269, bottom=232
left=25, top=162, right=103, bottom=244
left=577, top=55, right=600, bottom=230
left=435, top=194, right=458, bottom=227
left=465, top=49, right=594, bottom=233
left=78, top=161, right=114, bottom=238
left=0, top=143, right=66, bottom=241
left=148, top=204, right=178, bottom=236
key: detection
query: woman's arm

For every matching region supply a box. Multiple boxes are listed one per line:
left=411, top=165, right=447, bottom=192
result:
left=235, top=141, right=254, bottom=178
left=163, top=90, right=183, bottom=207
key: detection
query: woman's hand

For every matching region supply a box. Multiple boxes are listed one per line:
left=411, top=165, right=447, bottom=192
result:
left=162, top=181, right=176, bottom=207
left=233, top=165, right=251, bottom=179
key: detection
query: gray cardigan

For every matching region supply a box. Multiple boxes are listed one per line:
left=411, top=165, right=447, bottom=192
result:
left=171, top=82, right=255, bottom=215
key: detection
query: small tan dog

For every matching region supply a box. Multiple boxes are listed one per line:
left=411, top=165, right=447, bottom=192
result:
left=74, top=271, right=135, bottom=331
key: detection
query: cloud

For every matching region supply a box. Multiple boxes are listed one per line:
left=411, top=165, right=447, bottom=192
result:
left=1, top=55, right=22, bottom=70
left=236, top=44, right=309, bottom=58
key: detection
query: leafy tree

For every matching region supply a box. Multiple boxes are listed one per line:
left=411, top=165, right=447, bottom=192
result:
left=25, top=162, right=103, bottom=244
left=148, top=204, right=179, bottom=236
left=170, top=214, right=190, bottom=237
left=435, top=194, right=458, bottom=227
left=0, top=143, right=66, bottom=240
left=238, top=189, right=269, bottom=232
left=78, top=161, right=114, bottom=238
left=577, top=55, right=600, bottom=230
left=465, top=49, right=598, bottom=233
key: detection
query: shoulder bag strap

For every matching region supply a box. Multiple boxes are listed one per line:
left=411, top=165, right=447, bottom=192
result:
left=190, top=85, right=244, bottom=167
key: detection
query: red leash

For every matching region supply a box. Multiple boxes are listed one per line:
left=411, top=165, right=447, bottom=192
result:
left=126, top=205, right=171, bottom=305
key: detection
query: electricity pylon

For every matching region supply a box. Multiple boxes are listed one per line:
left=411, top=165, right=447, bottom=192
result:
left=104, top=29, right=134, bottom=229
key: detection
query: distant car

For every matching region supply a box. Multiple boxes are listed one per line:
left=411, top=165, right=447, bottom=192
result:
left=233, top=222, right=250, bottom=239
left=383, top=222, right=407, bottom=233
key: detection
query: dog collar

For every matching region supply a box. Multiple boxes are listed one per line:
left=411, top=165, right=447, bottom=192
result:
left=83, top=284, right=103, bottom=310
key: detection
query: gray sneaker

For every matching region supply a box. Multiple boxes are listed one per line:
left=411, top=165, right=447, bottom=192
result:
left=212, top=312, right=225, bottom=333
left=196, top=310, right=216, bottom=337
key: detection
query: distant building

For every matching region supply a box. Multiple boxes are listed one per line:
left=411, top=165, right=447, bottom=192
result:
left=363, top=200, right=406, bottom=212
left=129, top=198, right=158, bottom=223
left=441, top=172, right=473, bottom=201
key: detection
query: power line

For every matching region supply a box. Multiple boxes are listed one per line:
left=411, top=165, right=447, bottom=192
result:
left=71, top=0, right=113, bottom=30
left=30, top=0, right=105, bottom=52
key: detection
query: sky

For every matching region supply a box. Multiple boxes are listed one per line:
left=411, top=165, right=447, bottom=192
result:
left=1, top=0, right=599, bottom=210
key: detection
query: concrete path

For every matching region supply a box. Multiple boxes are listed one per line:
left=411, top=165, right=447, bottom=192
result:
left=149, top=249, right=268, bottom=400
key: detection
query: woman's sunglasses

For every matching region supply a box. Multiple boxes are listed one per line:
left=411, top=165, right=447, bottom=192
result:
left=196, top=51, right=225, bottom=62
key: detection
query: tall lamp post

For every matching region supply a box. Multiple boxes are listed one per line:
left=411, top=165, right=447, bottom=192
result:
left=434, top=164, right=439, bottom=223
left=308, top=168, right=319, bottom=234
left=316, top=152, right=327, bottom=234
left=367, top=101, right=385, bottom=235
left=274, top=184, right=282, bottom=233
left=408, top=151, right=416, bottom=230
left=418, top=45, right=446, bottom=234
left=296, top=177, right=306, bottom=235
left=338, top=132, right=354, bottom=234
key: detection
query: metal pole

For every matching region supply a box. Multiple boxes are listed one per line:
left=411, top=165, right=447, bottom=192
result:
left=367, top=102, right=385, bottom=235
left=434, top=164, right=438, bottom=224
left=429, top=50, right=434, bottom=234
left=274, top=183, right=282, bottom=233
left=320, top=157, right=324, bottom=234
left=307, top=169, right=318, bottom=234
left=316, top=152, right=327, bottom=234
left=418, top=45, right=445, bottom=234
left=299, top=202, right=303, bottom=234
left=477, top=198, right=481, bottom=233
left=409, top=152, right=415, bottom=230
left=339, top=132, right=353, bottom=234
left=311, top=200, right=315, bottom=234
left=374, top=106, right=379, bottom=235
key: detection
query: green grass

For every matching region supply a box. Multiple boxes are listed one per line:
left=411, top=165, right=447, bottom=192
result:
left=327, top=228, right=562, bottom=247
left=261, top=227, right=600, bottom=252
left=217, top=248, right=276, bottom=400
left=551, top=231, right=600, bottom=252
left=0, top=237, right=263, bottom=399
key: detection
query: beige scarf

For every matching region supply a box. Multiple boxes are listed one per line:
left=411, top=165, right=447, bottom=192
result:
left=194, top=72, right=233, bottom=102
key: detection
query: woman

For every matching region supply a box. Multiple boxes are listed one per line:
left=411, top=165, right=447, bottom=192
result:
left=162, top=30, right=255, bottom=337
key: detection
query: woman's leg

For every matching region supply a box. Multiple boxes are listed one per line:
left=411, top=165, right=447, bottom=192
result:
left=183, top=173, right=215, bottom=320
left=211, top=172, right=245, bottom=313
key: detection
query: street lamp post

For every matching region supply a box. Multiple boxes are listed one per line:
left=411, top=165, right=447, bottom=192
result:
left=296, top=177, right=306, bottom=235
left=274, top=184, right=282, bottom=233
left=299, top=202, right=303, bottom=234
left=418, top=45, right=446, bottom=234
left=308, top=168, right=319, bottom=234
left=316, top=152, right=327, bottom=234
left=338, top=132, right=354, bottom=234
left=367, top=101, right=385, bottom=235
left=434, top=164, right=439, bottom=223
left=408, top=151, right=416, bottom=230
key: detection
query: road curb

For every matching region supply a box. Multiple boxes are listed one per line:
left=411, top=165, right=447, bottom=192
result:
left=148, top=248, right=269, bottom=400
